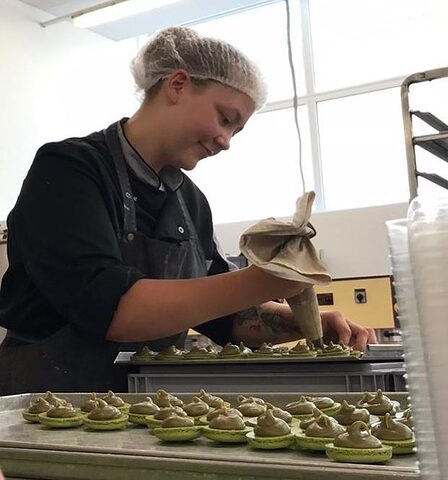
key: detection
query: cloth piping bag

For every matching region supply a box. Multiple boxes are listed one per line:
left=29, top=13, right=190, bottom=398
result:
left=239, top=191, right=331, bottom=346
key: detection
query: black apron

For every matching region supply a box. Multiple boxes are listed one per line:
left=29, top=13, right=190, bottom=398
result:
left=0, top=121, right=208, bottom=395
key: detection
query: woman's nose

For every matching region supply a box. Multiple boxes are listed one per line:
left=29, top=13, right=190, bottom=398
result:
left=214, top=133, right=231, bottom=151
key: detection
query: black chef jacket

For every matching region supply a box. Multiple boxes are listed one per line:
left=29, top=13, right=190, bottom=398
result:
left=0, top=123, right=234, bottom=345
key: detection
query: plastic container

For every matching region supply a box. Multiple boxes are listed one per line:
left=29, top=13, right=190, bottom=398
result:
left=387, top=195, right=448, bottom=480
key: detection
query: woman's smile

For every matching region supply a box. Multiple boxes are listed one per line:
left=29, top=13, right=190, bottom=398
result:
left=198, top=142, right=213, bottom=157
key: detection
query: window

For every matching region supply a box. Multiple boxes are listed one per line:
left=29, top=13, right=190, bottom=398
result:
left=186, top=0, right=448, bottom=222
left=189, top=106, right=312, bottom=223
left=189, top=1, right=310, bottom=223
left=192, top=2, right=304, bottom=102
left=318, top=88, right=409, bottom=210
left=311, top=0, right=448, bottom=91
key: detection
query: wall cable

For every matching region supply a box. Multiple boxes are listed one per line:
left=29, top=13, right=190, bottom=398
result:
left=284, top=0, right=306, bottom=194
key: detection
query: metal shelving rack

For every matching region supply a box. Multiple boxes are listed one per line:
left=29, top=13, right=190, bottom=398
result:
left=401, top=66, right=448, bottom=199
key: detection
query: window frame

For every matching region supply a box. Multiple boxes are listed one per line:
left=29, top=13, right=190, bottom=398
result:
left=146, top=0, right=416, bottom=215
left=278, top=0, right=407, bottom=210
left=191, top=0, right=409, bottom=212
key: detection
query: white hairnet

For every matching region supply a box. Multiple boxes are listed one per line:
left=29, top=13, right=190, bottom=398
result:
left=131, top=26, right=267, bottom=110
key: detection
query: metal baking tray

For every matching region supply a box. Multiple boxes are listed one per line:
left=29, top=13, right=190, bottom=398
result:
left=0, top=392, right=419, bottom=480
left=116, top=351, right=364, bottom=366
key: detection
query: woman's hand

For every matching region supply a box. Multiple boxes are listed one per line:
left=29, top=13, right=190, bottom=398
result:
left=320, top=311, right=378, bottom=351
left=233, top=302, right=378, bottom=351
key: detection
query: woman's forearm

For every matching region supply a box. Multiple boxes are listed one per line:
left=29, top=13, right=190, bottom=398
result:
left=106, top=266, right=305, bottom=342
left=231, top=301, right=304, bottom=347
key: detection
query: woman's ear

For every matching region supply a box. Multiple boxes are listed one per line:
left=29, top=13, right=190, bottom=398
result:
left=165, top=69, right=191, bottom=104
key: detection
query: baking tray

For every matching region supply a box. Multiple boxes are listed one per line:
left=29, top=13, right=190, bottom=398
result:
left=0, top=392, right=419, bottom=480
left=116, top=351, right=364, bottom=366
left=117, top=349, right=405, bottom=366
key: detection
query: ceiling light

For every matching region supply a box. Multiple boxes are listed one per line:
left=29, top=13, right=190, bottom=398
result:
left=73, top=0, right=179, bottom=28
left=40, top=0, right=180, bottom=29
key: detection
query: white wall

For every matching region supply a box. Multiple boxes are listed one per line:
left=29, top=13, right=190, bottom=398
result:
left=0, top=0, right=140, bottom=220
left=215, top=202, right=408, bottom=278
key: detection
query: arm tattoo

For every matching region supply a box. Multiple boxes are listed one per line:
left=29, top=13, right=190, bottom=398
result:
left=234, top=306, right=301, bottom=337
left=234, top=307, right=259, bottom=325
left=258, top=310, right=301, bottom=336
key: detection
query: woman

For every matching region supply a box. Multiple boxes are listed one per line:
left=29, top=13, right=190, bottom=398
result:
left=0, top=27, right=375, bottom=395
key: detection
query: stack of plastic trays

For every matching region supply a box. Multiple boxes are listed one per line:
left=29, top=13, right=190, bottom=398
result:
left=408, top=196, right=448, bottom=479
left=387, top=214, right=440, bottom=480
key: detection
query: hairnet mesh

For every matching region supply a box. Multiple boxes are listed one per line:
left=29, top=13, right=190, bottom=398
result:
left=131, top=27, right=267, bottom=110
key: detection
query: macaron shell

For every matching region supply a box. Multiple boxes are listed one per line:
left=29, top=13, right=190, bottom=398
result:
left=152, top=426, right=202, bottom=442
left=379, top=438, right=416, bottom=454
left=320, top=403, right=341, bottom=416
left=325, top=444, right=393, bottom=463
left=296, top=433, right=337, bottom=451
left=202, top=426, right=252, bottom=443
left=145, top=416, right=164, bottom=429
left=38, top=412, right=84, bottom=428
left=22, top=411, right=41, bottom=423
left=83, top=414, right=129, bottom=431
left=246, top=431, right=295, bottom=449
left=128, top=412, right=153, bottom=425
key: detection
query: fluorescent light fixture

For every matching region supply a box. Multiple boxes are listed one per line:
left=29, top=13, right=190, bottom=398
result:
left=71, top=0, right=179, bottom=28
left=40, top=0, right=265, bottom=38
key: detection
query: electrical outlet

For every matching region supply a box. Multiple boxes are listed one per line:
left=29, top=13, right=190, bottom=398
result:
left=354, top=288, right=367, bottom=303
left=317, top=293, right=334, bottom=305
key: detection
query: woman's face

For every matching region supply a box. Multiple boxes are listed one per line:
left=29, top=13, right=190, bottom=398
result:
left=162, top=77, right=255, bottom=171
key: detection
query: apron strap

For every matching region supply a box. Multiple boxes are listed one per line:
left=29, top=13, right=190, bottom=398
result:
left=104, top=121, right=203, bottom=249
left=103, top=122, right=137, bottom=239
